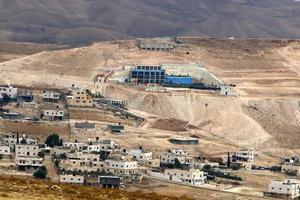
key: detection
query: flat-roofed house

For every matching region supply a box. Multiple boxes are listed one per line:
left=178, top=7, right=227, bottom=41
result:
left=42, top=91, right=62, bottom=102
left=42, top=110, right=65, bottom=121
left=67, top=88, right=93, bottom=107
left=60, top=174, right=85, bottom=185
left=266, top=179, right=300, bottom=199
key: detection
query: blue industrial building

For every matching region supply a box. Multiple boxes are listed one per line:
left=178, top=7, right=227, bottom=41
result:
left=129, top=65, right=166, bottom=84
left=165, top=75, right=193, bottom=85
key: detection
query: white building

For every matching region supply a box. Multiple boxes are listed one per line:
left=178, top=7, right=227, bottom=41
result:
left=220, top=85, right=237, bottom=96
left=87, top=140, right=120, bottom=153
left=16, top=156, right=43, bottom=168
left=148, top=168, right=206, bottom=186
left=267, top=179, right=300, bottom=199
left=0, top=85, right=18, bottom=99
left=104, top=159, right=138, bottom=175
left=0, top=145, right=11, bottom=155
left=42, top=91, right=61, bottom=102
left=1, top=133, right=38, bottom=146
left=165, top=169, right=206, bottom=186
left=15, top=144, right=40, bottom=157
left=281, top=162, right=300, bottom=176
left=42, top=110, right=65, bottom=121
left=63, top=142, right=85, bottom=151
left=160, top=148, right=193, bottom=167
left=60, top=174, right=85, bottom=185
left=128, top=149, right=153, bottom=161
left=233, top=149, right=255, bottom=162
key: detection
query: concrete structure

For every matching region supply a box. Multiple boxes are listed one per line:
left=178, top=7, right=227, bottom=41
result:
left=127, top=149, right=153, bottom=161
left=129, top=65, right=166, bottom=85
left=220, top=85, right=237, bottom=96
left=15, top=144, right=40, bottom=157
left=75, top=122, right=95, bottom=129
left=169, top=137, right=199, bottom=145
left=95, top=73, right=106, bottom=83
left=95, top=98, right=127, bottom=108
left=138, top=38, right=176, bottom=52
left=160, top=149, right=193, bottom=167
left=161, top=64, right=223, bottom=86
left=1, top=133, right=38, bottom=146
left=16, top=156, right=43, bottom=168
left=282, top=162, right=300, bottom=176
left=63, top=142, right=85, bottom=152
left=60, top=174, right=85, bottom=185
left=266, top=179, right=300, bottom=199
left=0, top=112, right=22, bottom=120
left=17, top=89, right=33, bottom=102
left=67, top=88, right=93, bottom=107
left=42, top=91, right=62, bottom=102
left=107, top=125, right=125, bottom=134
left=148, top=168, right=206, bottom=186
left=0, top=145, right=11, bottom=155
left=99, top=176, right=124, bottom=189
left=0, top=85, right=18, bottom=99
left=232, top=149, right=255, bottom=162
left=104, top=159, right=138, bottom=175
left=165, top=75, right=193, bottom=85
left=42, top=110, right=65, bottom=121
left=165, top=169, right=206, bottom=186
left=194, top=160, right=219, bottom=170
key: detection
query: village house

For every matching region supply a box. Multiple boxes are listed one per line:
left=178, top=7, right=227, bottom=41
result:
left=1, top=133, right=38, bottom=146
left=67, top=88, right=93, bottom=107
left=42, top=110, right=65, bottom=121
left=165, top=169, right=206, bottom=186
left=140, top=159, right=160, bottom=168
left=42, top=91, right=62, bottom=102
left=15, top=144, right=40, bottom=157
left=15, top=143, right=43, bottom=170
left=104, top=159, right=138, bottom=175
left=232, top=149, right=255, bottom=162
left=88, top=140, right=120, bottom=153
left=60, top=173, right=85, bottom=185
left=15, top=156, right=43, bottom=170
left=266, top=179, right=300, bottom=199
left=147, top=168, right=206, bottom=186
left=0, top=145, right=11, bottom=156
left=63, top=142, right=86, bottom=152
left=60, top=151, right=104, bottom=172
left=160, top=148, right=193, bottom=168
left=0, top=85, right=18, bottom=99
left=127, top=148, right=153, bottom=161
left=281, top=162, right=300, bottom=176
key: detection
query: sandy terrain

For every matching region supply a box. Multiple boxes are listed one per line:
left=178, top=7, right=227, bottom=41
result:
left=0, top=37, right=299, bottom=152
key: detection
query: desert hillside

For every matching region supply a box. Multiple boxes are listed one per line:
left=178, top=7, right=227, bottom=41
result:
left=0, top=38, right=299, bottom=150
left=1, top=0, right=300, bottom=44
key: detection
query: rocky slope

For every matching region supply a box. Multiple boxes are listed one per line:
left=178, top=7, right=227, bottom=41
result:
left=1, top=0, right=300, bottom=44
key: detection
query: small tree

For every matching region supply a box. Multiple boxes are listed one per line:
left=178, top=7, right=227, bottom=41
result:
left=45, top=134, right=62, bottom=147
left=230, top=163, right=242, bottom=171
left=227, top=152, right=231, bottom=168
left=38, top=151, right=45, bottom=158
left=174, top=158, right=181, bottom=169
left=33, top=167, right=47, bottom=179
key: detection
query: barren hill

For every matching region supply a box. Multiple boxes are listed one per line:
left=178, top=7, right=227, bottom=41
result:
left=1, top=0, right=300, bottom=44
left=0, top=38, right=299, bottom=151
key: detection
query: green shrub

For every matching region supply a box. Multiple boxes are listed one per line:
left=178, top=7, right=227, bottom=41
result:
left=33, top=167, right=47, bottom=179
